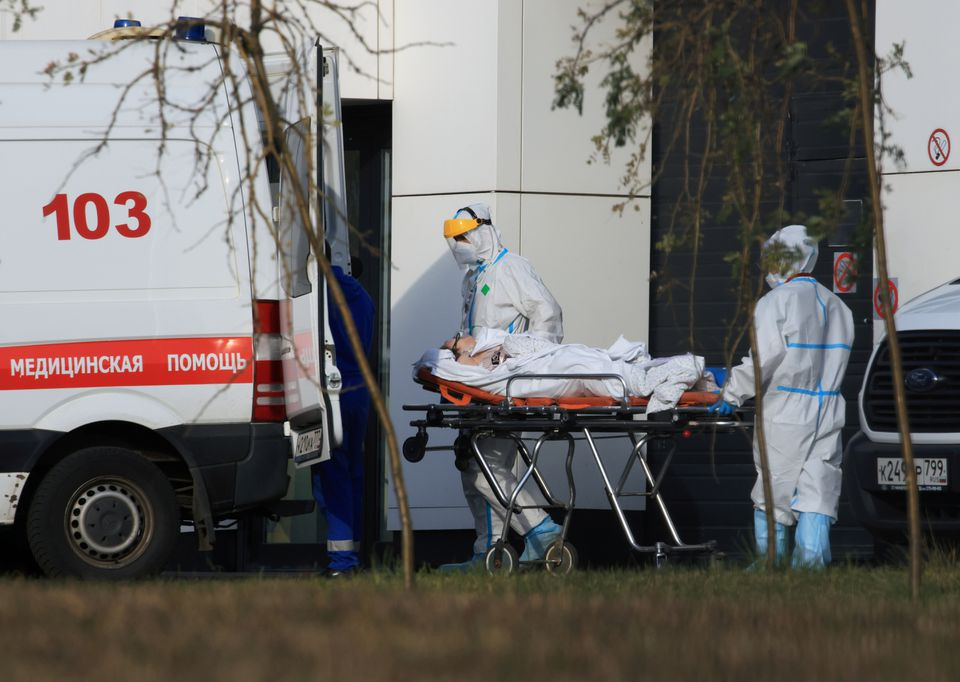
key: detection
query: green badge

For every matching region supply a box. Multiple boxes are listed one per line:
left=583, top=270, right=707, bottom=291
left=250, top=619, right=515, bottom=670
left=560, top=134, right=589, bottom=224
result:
left=481, top=284, right=491, bottom=296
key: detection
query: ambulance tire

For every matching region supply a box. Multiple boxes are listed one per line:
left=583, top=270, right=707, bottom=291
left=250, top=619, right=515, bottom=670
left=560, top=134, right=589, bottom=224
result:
left=27, top=447, right=179, bottom=579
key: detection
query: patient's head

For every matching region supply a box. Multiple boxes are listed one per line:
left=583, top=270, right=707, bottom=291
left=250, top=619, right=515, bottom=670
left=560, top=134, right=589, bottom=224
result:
left=442, top=334, right=476, bottom=359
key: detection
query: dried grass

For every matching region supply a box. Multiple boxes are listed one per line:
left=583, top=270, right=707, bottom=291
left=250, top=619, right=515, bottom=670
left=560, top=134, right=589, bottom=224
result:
left=2, top=563, right=959, bottom=681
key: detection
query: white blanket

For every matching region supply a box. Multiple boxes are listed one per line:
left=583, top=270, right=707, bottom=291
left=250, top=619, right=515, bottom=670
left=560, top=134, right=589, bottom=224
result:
left=415, top=329, right=715, bottom=413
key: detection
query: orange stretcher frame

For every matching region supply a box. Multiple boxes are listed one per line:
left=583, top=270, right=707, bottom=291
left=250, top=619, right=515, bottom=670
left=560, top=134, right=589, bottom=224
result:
left=415, top=367, right=719, bottom=410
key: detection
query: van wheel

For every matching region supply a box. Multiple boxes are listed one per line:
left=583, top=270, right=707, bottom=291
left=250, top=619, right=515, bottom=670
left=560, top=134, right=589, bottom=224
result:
left=27, top=447, right=178, bottom=579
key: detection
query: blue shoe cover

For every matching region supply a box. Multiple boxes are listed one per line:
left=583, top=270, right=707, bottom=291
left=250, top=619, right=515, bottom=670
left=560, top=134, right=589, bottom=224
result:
left=792, top=512, right=832, bottom=569
left=753, top=508, right=788, bottom=563
left=519, top=517, right=563, bottom=563
left=438, top=553, right=484, bottom=573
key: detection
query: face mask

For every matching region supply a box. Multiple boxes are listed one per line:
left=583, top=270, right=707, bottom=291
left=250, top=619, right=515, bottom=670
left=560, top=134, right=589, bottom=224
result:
left=469, top=225, right=496, bottom=262
left=450, top=240, right=480, bottom=267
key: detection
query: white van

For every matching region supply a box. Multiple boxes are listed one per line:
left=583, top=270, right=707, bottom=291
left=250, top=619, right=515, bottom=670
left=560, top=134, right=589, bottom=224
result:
left=843, top=3, right=960, bottom=549
left=0, top=24, right=347, bottom=577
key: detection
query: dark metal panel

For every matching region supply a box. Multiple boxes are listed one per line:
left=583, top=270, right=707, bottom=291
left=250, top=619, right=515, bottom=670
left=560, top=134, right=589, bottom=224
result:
left=648, top=4, right=876, bottom=559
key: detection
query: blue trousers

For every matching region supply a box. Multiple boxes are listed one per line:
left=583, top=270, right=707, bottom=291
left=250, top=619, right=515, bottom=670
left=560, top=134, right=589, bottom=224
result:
left=312, top=382, right=369, bottom=571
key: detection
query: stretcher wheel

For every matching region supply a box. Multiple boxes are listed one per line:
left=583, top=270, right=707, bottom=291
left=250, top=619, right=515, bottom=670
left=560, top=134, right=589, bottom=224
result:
left=402, top=434, right=427, bottom=463
left=484, top=544, right=518, bottom=575
left=544, top=540, right=578, bottom=576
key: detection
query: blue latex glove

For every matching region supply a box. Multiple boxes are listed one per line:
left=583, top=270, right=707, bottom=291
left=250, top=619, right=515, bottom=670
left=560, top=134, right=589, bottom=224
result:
left=708, top=398, right=736, bottom=416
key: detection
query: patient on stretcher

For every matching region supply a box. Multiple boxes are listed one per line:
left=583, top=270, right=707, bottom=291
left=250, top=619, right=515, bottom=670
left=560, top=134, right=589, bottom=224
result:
left=418, top=328, right=717, bottom=412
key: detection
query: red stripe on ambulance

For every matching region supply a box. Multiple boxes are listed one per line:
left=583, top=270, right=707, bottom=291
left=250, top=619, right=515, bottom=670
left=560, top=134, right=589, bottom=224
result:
left=0, top=337, right=253, bottom=390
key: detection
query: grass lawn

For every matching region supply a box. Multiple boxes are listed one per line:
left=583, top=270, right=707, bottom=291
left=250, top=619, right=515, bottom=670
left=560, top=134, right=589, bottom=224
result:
left=2, top=561, right=960, bottom=681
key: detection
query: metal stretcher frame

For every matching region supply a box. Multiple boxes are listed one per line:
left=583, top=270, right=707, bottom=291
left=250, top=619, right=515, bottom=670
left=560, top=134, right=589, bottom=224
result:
left=403, top=368, right=753, bottom=573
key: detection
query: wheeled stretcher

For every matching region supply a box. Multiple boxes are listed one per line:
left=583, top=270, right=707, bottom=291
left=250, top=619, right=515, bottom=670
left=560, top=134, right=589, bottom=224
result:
left=403, top=368, right=752, bottom=574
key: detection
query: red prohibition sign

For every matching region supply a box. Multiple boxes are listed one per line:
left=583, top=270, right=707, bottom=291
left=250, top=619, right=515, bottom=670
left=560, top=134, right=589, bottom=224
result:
left=874, top=280, right=899, bottom=319
left=833, top=252, right=856, bottom=293
left=928, top=128, right=950, bottom=166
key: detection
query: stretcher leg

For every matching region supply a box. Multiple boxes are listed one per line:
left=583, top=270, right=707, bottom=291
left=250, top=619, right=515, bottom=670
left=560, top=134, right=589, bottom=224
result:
left=625, top=434, right=676, bottom=499
left=545, top=438, right=579, bottom=575
left=516, top=438, right=562, bottom=507
left=503, top=431, right=571, bottom=555
left=468, top=432, right=516, bottom=513
left=635, top=445, right=684, bottom=546
left=614, top=435, right=646, bottom=495
left=500, top=435, right=550, bottom=544
left=468, top=432, right=562, bottom=513
left=560, top=432, right=576, bottom=540
left=582, top=428, right=716, bottom=563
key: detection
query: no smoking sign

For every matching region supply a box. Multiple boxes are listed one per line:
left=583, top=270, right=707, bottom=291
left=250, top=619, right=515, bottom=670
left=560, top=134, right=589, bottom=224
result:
left=873, top=278, right=900, bottom=320
left=833, top=252, right=857, bottom=294
left=929, top=128, right=951, bottom=167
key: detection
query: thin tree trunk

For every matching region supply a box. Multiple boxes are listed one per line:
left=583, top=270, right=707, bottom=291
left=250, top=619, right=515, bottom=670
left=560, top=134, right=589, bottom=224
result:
left=845, top=0, right=921, bottom=598
left=749, top=316, right=777, bottom=567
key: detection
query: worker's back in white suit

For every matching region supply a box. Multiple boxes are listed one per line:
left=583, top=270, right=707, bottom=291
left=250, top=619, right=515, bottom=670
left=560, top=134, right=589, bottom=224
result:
left=723, top=274, right=854, bottom=525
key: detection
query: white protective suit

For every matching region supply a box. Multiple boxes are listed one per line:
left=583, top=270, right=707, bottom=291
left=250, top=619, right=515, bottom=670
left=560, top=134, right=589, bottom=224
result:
left=450, top=205, right=564, bottom=342
left=720, top=224, right=854, bottom=526
left=446, top=203, right=564, bottom=555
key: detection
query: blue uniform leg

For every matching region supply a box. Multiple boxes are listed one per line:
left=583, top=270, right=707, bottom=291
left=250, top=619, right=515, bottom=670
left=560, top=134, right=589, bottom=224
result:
left=313, top=387, right=369, bottom=572
left=350, top=400, right=369, bottom=550
left=314, top=450, right=358, bottom=571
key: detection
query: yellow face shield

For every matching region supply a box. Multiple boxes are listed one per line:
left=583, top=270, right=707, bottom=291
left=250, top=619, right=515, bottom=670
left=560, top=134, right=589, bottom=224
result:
left=443, top=206, right=492, bottom=239
left=443, top=218, right=480, bottom=239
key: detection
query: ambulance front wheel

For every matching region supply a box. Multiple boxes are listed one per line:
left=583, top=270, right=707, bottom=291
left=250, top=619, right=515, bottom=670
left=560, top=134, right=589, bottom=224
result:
left=26, top=447, right=179, bottom=579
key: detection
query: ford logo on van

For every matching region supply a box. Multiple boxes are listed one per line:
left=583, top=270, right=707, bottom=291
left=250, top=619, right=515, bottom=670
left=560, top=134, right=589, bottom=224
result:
left=905, top=368, right=946, bottom=393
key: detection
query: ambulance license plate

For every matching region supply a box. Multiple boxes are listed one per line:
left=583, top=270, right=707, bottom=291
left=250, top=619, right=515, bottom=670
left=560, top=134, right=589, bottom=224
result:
left=292, top=427, right=325, bottom=466
left=877, top=457, right=948, bottom=489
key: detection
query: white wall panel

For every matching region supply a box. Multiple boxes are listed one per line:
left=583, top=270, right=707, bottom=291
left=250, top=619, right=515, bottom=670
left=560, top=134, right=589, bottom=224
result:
left=392, top=0, right=499, bottom=195
left=495, top=0, right=522, bottom=191
left=520, top=194, right=650, bottom=347
left=495, top=192, right=521, bottom=249
left=377, top=0, right=394, bottom=100
left=877, top=1, right=960, bottom=174
left=520, top=0, right=651, bottom=195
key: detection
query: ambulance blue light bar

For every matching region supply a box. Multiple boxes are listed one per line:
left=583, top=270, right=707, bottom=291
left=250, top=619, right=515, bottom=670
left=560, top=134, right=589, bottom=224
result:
left=113, top=19, right=141, bottom=28
left=175, top=16, right=206, bottom=42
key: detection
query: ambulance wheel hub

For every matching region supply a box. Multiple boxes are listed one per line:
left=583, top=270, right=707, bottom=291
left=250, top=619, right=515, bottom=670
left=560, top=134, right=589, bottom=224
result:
left=68, top=479, right=147, bottom=560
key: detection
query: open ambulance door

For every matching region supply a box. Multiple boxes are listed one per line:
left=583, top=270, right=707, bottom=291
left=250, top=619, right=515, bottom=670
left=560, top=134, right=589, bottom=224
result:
left=278, top=43, right=349, bottom=467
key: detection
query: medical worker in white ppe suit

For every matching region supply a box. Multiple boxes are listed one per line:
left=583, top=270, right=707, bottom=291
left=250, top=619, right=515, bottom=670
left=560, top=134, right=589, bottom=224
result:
left=710, top=224, right=854, bottom=568
left=441, top=203, right=565, bottom=570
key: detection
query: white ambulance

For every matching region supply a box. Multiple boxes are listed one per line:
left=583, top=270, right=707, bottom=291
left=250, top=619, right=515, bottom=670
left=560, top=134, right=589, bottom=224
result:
left=0, top=22, right=347, bottom=578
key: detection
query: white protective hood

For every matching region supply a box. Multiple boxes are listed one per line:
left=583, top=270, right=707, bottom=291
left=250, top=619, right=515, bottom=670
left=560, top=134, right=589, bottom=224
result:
left=764, top=224, right=819, bottom=289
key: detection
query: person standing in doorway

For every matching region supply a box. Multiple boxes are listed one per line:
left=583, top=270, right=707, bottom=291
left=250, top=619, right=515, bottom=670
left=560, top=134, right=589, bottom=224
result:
left=313, top=263, right=375, bottom=577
